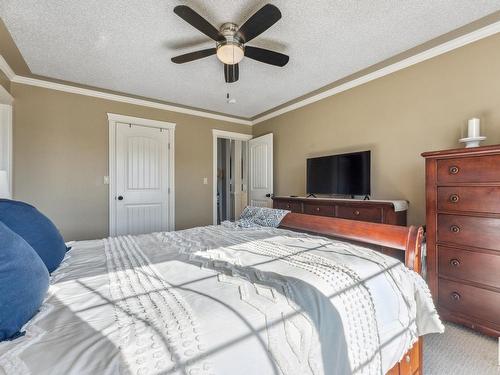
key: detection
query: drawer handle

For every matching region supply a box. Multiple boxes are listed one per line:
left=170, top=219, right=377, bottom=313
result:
left=449, top=166, right=460, bottom=175
left=450, top=225, right=460, bottom=233
left=286, top=204, right=290, bottom=209
left=405, top=355, right=411, bottom=364
left=353, top=210, right=360, bottom=216
left=450, top=292, right=461, bottom=301
left=449, top=194, right=460, bottom=203
left=316, top=207, right=320, bottom=212
left=449, top=258, right=461, bottom=267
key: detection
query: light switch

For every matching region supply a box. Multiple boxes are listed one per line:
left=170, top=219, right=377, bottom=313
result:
left=103, top=176, right=109, bottom=185
left=203, top=177, right=208, bottom=185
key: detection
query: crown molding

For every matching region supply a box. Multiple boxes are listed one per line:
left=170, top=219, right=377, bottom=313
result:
left=0, top=56, right=252, bottom=126
left=10, top=75, right=252, bottom=125
left=252, top=20, right=500, bottom=125
left=2, top=19, right=500, bottom=127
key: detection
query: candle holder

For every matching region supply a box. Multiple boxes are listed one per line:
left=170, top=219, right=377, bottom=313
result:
left=459, top=118, right=486, bottom=148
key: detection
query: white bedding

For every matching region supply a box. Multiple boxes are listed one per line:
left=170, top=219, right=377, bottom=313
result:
left=0, top=223, right=443, bottom=375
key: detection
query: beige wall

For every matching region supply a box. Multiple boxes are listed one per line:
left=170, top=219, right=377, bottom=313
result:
left=7, top=30, right=500, bottom=237
left=11, top=83, right=251, bottom=240
left=0, top=70, right=10, bottom=92
left=253, top=33, right=500, bottom=226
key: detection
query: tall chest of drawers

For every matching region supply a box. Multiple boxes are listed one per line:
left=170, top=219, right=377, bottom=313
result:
left=422, top=145, right=500, bottom=337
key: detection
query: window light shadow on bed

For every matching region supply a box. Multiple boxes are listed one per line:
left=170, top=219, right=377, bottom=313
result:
left=72, top=245, right=409, bottom=375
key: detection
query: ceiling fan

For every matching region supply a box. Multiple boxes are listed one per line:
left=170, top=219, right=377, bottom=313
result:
left=171, top=4, right=289, bottom=83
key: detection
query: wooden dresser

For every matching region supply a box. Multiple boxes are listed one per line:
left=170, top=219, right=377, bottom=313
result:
left=422, top=145, right=500, bottom=337
left=272, top=196, right=407, bottom=260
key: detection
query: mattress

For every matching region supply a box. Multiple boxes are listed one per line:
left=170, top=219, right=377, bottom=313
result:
left=0, top=222, right=443, bottom=375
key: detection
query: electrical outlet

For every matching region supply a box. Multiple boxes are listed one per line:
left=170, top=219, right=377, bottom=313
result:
left=203, top=177, right=208, bottom=185
left=103, top=176, right=109, bottom=185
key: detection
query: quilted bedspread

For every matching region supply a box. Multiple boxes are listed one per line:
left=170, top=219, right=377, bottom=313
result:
left=0, top=223, right=443, bottom=375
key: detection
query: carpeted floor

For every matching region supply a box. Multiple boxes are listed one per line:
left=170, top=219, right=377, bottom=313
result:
left=424, top=322, right=499, bottom=374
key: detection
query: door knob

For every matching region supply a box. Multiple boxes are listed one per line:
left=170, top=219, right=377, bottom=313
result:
left=117, top=196, right=124, bottom=201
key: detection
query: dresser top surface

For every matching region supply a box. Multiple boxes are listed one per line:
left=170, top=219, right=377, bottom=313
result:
left=422, top=144, right=500, bottom=159
left=273, top=196, right=409, bottom=211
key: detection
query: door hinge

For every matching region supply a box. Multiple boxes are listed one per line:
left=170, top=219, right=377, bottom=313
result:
left=168, top=143, right=171, bottom=150
left=168, top=188, right=170, bottom=194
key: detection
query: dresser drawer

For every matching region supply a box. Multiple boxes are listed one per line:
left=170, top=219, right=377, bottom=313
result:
left=439, top=278, right=500, bottom=325
left=437, top=214, right=500, bottom=251
left=438, top=246, right=500, bottom=289
left=438, top=186, right=500, bottom=213
left=336, top=206, right=382, bottom=223
left=274, top=200, right=302, bottom=213
left=437, top=155, right=500, bottom=184
left=303, top=203, right=334, bottom=217
left=399, top=339, right=420, bottom=375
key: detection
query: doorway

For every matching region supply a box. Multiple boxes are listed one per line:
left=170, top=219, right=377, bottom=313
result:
left=212, top=130, right=252, bottom=224
left=108, top=113, right=175, bottom=236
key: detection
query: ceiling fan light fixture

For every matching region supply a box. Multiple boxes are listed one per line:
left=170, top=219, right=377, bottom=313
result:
left=216, top=41, right=244, bottom=65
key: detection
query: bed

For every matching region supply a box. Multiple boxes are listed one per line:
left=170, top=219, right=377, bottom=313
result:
left=0, top=212, right=443, bottom=375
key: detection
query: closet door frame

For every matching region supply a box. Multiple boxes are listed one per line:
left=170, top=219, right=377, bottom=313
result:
left=212, top=129, right=252, bottom=225
left=108, top=113, right=176, bottom=236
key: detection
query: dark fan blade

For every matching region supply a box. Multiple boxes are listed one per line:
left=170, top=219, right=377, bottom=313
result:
left=236, top=4, right=281, bottom=43
left=244, top=46, right=289, bottom=67
left=171, top=48, right=216, bottom=64
left=224, top=64, right=239, bottom=83
left=173, top=5, right=224, bottom=41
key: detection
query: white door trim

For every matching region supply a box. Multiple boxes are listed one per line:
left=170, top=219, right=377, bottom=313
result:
left=212, top=129, right=252, bottom=225
left=108, top=113, right=176, bottom=236
left=0, top=103, right=13, bottom=198
left=248, top=133, right=274, bottom=208
left=0, top=86, right=13, bottom=198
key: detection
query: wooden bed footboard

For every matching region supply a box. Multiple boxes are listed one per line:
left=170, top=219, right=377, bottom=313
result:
left=278, top=213, right=424, bottom=375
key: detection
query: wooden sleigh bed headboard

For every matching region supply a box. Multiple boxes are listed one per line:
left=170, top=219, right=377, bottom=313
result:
left=279, top=212, right=424, bottom=273
left=278, top=213, right=425, bottom=375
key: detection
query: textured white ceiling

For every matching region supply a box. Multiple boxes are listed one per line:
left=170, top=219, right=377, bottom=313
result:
left=1, top=1, right=500, bottom=118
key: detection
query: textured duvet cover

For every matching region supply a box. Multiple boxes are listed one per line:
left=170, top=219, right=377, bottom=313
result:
left=0, top=223, right=443, bottom=375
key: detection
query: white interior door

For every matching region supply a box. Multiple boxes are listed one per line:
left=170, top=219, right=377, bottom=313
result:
left=249, top=133, right=273, bottom=207
left=115, top=123, right=170, bottom=235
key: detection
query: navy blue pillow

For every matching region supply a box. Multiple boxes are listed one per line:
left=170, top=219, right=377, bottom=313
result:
left=0, top=199, right=67, bottom=273
left=0, top=221, right=49, bottom=341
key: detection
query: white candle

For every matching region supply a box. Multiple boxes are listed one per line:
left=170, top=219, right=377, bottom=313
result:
left=468, top=118, right=480, bottom=138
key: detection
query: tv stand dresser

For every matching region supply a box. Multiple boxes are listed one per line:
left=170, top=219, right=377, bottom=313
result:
left=272, top=196, right=408, bottom=260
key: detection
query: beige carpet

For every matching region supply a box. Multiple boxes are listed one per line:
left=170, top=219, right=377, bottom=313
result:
left=424, top=322, right=499, bottom=374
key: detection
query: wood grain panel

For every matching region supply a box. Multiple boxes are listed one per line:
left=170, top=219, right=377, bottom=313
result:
left=399, top=339, right=421, bottom=375
left=438, top=186, right=500, bottom=213
left=438, top=246, right=500, bottom=289
left=274, top=200, right=302, bottom=213
left=303, top=203, right=335, bottom=216
left=438, top=214, right=500, bottom=251
left=336, top=205, right=382, bottom=223
left=437, top=154, right=500, bottom=184
left=439, top=278, right=500, bottom=325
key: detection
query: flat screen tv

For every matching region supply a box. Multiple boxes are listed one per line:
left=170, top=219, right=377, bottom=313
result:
left=306, top=151, right=371, bottom=196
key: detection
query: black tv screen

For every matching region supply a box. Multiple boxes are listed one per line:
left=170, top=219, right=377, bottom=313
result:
left=306, top=151, right=371, bottom=195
